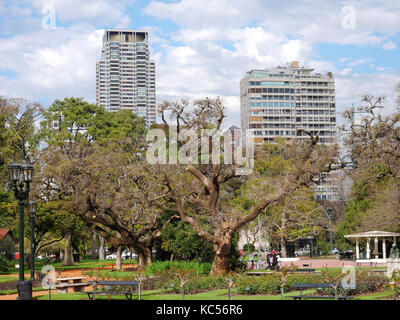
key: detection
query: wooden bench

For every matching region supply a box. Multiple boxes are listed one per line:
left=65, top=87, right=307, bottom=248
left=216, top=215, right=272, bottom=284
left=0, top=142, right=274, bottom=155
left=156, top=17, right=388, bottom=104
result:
left=87, top=281, right=138, bottom=300
left=292, top=268, right=317, bottom=273
left=56, top=276, right=89, bottom=293
left=288, top=283, right=354, bottom=300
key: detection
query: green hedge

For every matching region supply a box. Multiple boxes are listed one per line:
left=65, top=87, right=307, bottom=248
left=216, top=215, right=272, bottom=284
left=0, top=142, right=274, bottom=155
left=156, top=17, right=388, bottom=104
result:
left=0, top=256, right=8, bottom=272
left=144, top=261, right=212, bottom=276
left=236, top=274, right=322, bottom=295
left=83, top=263, right=389, bottom=297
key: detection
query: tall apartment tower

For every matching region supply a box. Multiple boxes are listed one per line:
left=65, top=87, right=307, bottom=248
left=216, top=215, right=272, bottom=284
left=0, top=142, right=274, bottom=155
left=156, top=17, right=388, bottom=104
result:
left=96, top=29, right=156, bottom=127
left=240, top=61, right=338, bottom=200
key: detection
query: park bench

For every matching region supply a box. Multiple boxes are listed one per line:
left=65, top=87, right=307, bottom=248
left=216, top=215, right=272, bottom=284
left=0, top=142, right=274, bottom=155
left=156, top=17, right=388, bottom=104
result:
left=288, top=283, right=354, bottom=300
left=292, top=268, right=316, bottom=273
left=55, top=276, right=89, bottom=293
left=87, top=280, right=138, bottom=300
left=246, top=269, right=317, bottom=276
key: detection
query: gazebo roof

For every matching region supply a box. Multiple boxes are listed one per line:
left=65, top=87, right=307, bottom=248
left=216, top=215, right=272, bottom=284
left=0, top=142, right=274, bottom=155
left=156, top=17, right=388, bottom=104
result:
left=344, top=230, right=400, bottom=239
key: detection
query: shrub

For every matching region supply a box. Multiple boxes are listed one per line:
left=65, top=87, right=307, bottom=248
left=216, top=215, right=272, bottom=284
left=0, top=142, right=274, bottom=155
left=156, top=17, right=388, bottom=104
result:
left=144, top=261, right=212, bottom=276
left=0, top=255, right=8, bottom=272
left=236, top=274, right=324, bottom=295
left=318, top=270, right=387, bottom=296
left=242, top=244, right=255, bottom=252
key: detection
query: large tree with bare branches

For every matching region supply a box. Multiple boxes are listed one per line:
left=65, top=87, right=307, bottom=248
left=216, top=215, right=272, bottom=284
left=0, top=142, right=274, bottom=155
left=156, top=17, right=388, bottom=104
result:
left=262, top=186, right=329, bottom=257
left=337, top=92, right=400, bottom=239
left=157, top=97, right=339, bottom=274
left=36, top=139, right=173, bottom=268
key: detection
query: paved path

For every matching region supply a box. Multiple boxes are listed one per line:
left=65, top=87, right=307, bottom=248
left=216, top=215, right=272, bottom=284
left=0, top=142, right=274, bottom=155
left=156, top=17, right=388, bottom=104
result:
left=282, top=258, right=387, bottom=268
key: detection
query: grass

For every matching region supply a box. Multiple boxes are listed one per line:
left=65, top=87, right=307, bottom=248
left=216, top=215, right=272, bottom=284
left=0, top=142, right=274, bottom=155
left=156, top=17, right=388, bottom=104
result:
left=0, top=276, right=18, bottom=283
left=354, top=290, right=395, bottom=300
left=34, top=288, right=319, bottom=301
left=3, top=259, right=138, bottom=275
left=25, top=286, right=400, bottom=301
left=0, top=287, right=46, bottom=295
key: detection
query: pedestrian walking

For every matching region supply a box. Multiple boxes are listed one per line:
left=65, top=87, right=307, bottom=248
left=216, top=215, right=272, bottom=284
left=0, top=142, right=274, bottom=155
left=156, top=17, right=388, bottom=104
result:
left=272, top=251, right=278, bottom=269
left=258, top=254, right=264, bottom=270
left=277, top=253, right=282, bottom=269
left=266, top=252, right=271, bottom=269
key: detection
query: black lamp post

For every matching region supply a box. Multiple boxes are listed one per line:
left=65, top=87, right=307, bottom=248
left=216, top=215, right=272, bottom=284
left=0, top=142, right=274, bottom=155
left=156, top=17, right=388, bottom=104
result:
left=29, top=200, right=37, bottom=280
left=8, top=158, right=34, bottom=300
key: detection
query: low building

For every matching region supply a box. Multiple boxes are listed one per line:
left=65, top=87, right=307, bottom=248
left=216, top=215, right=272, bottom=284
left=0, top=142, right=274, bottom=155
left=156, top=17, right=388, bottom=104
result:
left=0, top=228, right=14, bottom=260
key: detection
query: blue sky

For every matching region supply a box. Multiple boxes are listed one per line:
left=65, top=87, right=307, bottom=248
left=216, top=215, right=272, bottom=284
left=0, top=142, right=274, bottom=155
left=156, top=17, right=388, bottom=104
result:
left=0, top=0, right=399, bottom=129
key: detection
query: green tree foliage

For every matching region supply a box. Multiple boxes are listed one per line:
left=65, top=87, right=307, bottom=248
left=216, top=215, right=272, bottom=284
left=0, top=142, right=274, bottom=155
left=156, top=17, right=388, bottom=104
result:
left=335, top=93, right=400, bottom=248
left=0, top=96, right=42, bottom=248
left=0, top=96, right=42, bottom=179
left=40, top=97, right=145, bottom=147
left=154, top=211, right=214, bottom=262
left=34, top=97, right=146, bottom=265
left=263, top=187, right=327, bottom=257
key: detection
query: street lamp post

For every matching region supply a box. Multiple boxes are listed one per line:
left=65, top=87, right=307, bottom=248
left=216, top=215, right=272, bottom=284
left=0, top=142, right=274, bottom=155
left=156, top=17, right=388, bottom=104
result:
left=8, top=158, right=34, bottom=300
left=29, top=201, right=37, bottom=280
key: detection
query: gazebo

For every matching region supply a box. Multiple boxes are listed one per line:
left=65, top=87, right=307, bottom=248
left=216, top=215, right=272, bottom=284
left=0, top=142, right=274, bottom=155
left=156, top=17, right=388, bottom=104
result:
left=344, top=230, right=400, bottom=262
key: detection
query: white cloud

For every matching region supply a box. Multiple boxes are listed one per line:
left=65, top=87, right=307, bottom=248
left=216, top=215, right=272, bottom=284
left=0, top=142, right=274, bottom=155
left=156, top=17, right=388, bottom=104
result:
left=382, top=41, right=397, bottom=50
left=336, top=72, right=399, bottom=117
left=0, top=26, right=103, bottom=103
left=31, top=0, right=132, bottom=26
left=145, top=0, right=400, bottom=46
left=143, top=0, right=261, bottom=28
left=1, top=0, right=399, bottom=132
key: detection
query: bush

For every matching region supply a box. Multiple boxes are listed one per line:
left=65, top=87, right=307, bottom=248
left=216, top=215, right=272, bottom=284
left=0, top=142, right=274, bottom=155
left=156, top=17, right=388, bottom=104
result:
left=0, top=255, right=9, bottom=272
left=151, top=270, right=228, bottom=295
left=317, top=239, right=334, bottom=256
left=319, top=270, right=388, bottom=296
left=242, top=244, right=255, bottom=252
left=235, top=274, right=323, bottom=295
left=144, top=261, right=212, bottom=276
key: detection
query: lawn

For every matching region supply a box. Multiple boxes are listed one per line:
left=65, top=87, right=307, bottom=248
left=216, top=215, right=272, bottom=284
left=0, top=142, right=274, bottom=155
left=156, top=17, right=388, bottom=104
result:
left=35, top=288, right=324, bottom=301
left=32, top=286, right=398, bottom=301
left=0, top=276, right=18, bottom=284
left=3, top=258, right=138, bottom=275
left=0, top=287, right=46, bottom=295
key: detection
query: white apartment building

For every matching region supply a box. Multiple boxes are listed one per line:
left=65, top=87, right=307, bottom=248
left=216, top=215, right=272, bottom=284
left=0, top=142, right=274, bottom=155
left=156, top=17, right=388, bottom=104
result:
left=240, top=61, right=338, bottom=200
left=96, top=29, right=156, bottom=128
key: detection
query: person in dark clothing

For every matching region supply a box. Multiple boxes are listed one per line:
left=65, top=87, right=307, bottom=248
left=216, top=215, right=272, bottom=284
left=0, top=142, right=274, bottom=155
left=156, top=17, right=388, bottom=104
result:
left=266, top=253, right=271, bottom=269
left=272, top=252, right=278, bottom=269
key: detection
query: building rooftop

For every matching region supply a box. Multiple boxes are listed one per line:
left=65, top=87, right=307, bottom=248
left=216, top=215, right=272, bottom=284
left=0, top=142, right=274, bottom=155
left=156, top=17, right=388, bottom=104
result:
left=0, top=228, right=10, bottom=241
left=344, top=230, right=400, bottom=239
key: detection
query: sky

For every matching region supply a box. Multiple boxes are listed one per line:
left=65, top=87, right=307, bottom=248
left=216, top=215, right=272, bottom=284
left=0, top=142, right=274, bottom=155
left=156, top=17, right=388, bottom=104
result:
left=0, top=0, right=399, bottom=129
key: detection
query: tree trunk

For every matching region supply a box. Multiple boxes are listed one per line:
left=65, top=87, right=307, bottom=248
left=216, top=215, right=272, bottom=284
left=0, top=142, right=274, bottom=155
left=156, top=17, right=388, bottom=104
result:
left=209, top=239, right=232, bottom=275
left=99, top=236, right=105, bottom=260
left=62, top=233, right=75, bottom=266
left=91, top=231, right=97, bottom=260
left=210, top=252, right=230, bottom=275
left=280, top=236, right=288, bottom=258
left=136, top=246, right=152, bottom=268
left=116, top=246, right=122, bottom=270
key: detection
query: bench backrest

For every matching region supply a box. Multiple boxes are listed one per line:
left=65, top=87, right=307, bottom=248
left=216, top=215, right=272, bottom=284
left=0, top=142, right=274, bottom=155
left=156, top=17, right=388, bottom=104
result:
left=88, top=281, right=138, bottom=286
left=292, top=283, right=354, bottom=289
